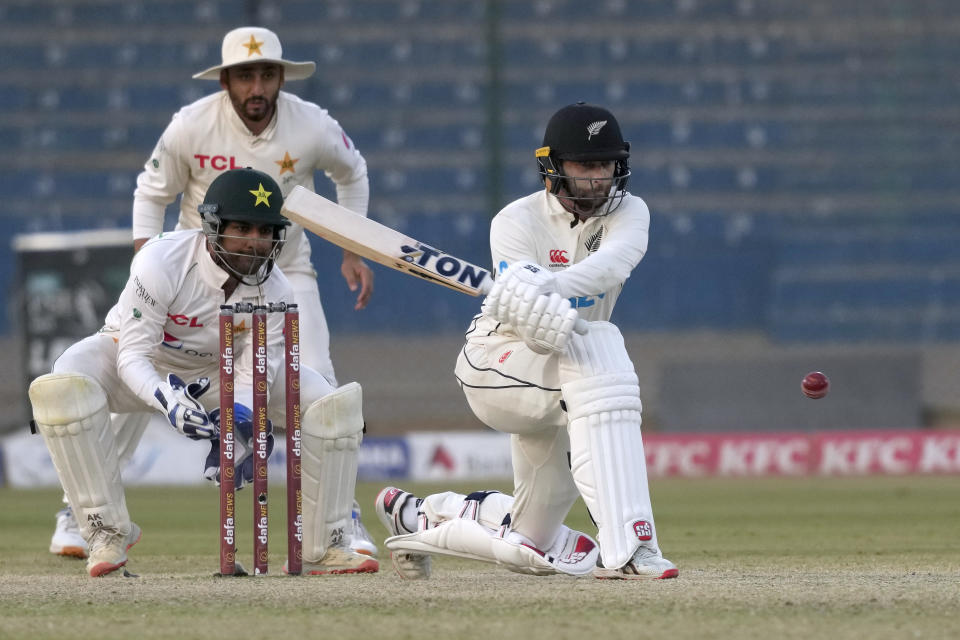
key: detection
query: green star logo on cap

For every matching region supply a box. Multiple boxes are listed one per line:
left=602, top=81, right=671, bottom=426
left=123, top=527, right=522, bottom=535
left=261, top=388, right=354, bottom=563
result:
left=249, top=183, right=272, bottom=207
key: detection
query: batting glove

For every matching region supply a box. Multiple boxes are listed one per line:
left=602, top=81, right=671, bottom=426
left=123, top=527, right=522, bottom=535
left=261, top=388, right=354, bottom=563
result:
left=482, top=260, right=557, bottom=328
left=153, top=374, right=215, bottom=440
left=516, top=292, right=579, bottom=354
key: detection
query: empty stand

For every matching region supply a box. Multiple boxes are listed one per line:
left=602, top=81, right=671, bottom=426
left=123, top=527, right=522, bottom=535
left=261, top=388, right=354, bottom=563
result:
left=1, top=0, right=959, bottom=340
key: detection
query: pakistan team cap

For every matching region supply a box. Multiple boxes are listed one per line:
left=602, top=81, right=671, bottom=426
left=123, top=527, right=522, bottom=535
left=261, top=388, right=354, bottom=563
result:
left=193, top=26, right=316, bottom=80
left=199, top=167, right=290, bottom=226
left=539, top=102, right=630, bottom=162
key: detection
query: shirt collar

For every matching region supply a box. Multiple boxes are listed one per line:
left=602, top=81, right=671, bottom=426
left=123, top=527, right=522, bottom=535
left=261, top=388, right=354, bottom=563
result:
left=544, top=190, right=585, bottom=228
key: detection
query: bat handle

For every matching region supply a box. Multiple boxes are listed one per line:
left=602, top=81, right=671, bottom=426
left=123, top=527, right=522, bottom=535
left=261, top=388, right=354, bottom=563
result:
left=478, top=277, right=589, bottom=335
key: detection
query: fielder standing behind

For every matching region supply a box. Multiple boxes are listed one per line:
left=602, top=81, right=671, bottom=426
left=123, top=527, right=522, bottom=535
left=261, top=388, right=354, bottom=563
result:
left=48, top=26, right=377, bottom=560
left=30, top=168, right=378, bottom=578
left=375, top=103, right=678, bottom=580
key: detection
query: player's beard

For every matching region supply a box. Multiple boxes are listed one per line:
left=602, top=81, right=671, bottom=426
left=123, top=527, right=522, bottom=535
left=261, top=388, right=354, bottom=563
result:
left=238, top=92, right=277, bottom=123
left=217, top=246, right=269, bottom=279
left=558, top=177, right=612, bottom=218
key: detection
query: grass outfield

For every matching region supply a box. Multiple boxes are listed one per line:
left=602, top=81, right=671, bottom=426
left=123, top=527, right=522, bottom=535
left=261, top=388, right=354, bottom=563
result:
left=1, top=476, right=958, bottom=639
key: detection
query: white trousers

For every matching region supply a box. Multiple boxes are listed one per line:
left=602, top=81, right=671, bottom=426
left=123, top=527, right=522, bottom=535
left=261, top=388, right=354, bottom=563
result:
left=453, top=335, right=580, bottom=550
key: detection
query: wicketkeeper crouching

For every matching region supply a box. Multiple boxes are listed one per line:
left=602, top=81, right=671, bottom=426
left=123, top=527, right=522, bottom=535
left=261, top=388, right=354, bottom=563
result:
left=29, top=168, right=378, bottom=577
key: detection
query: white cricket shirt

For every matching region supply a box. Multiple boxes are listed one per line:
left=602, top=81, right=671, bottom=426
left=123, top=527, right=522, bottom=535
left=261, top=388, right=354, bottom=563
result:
left=132, top=91, right=369, bottom=277
left=102, top=229, right=293, bottom=411
left=476, top=189, right=650, bottom=333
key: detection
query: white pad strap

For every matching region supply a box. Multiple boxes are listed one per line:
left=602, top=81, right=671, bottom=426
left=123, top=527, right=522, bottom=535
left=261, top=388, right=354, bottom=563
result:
left=495, top=526, right=599, bottom=576
left=387, top=496, right=599, bottom=577
left=561, top=323, right=658, bottom=570
left=29, top=373, right=131, bottom=540
left=300, top=381, right=363, bottom=560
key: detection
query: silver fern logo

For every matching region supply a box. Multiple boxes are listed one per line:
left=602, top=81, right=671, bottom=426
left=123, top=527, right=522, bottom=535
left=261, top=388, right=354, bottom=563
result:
left=584, top=227, right=604, bottom=253
left=586, top=120, right=607, bottom=140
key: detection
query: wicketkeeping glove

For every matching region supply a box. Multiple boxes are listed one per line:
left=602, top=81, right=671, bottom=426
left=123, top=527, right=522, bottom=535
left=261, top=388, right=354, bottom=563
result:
left=153, top=374, right=215, bottom=440
left=203, top=404, right=275, bottom=490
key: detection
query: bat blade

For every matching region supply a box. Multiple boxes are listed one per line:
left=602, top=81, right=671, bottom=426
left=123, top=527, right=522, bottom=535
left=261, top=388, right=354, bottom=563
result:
left=281, top=186, right=587, bottom=335
left=281, top=186, right=492, bottom=296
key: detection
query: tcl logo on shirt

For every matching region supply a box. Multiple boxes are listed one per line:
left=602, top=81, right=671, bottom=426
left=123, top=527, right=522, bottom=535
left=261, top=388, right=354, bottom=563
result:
left=193, top=154, right=242, bottom=170
left=168, top=313, right=204, bottom=327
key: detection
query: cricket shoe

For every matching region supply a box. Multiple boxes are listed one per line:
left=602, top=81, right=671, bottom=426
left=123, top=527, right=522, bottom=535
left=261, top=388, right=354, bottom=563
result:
left=594, top=545, right=679, bottom=580
left=86, top=523, right=142, bottom=577
left=285, top=544, right=379, bottom=575
left=349, top=500, right=378, bottom=556
left=50, top=506, right=88, bottom=559
left=375, top=486, right=431, bottom=580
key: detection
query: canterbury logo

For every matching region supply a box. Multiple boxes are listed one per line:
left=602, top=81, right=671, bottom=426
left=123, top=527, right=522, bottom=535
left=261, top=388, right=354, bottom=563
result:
left=587, top=120, right=607, bottom=140
left=584, top=227, right=604, bottom=253
left=549, top=249, right=569, bottom=264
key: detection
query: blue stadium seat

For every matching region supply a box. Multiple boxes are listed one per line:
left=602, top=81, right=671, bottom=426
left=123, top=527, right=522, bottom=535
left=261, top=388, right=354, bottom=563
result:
left=0, top=85, right=29, bottom=111
left=276, top=0, right=486, bottom=24
left=1, top=2, right=958, bottom=342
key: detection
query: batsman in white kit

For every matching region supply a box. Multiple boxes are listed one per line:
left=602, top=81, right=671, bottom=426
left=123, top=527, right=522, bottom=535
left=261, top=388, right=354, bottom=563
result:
left=30, top=168, right=377, bottom=577
left=375, top=103, right=678, bottom=580
left=49, top=25, right=377, bottom=560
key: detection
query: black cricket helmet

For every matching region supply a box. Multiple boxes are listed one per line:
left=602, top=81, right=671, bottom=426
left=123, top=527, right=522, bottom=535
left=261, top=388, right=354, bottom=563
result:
left=198, top=167, right=290, bottom=285
left=536, top=102, right=631, bottom=217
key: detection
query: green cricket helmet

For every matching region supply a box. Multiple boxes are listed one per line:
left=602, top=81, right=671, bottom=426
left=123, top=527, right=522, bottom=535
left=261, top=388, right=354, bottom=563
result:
left=198, top=167, right=290, bottom=285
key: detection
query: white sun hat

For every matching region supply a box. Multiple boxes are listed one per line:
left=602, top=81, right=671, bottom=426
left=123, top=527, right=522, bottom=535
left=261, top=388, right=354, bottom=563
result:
left=193, top=26, right=316, bottom=80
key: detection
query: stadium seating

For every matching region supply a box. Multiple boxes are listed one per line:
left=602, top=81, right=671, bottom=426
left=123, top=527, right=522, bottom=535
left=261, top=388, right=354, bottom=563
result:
left=2, top=0, right=959, bottom=340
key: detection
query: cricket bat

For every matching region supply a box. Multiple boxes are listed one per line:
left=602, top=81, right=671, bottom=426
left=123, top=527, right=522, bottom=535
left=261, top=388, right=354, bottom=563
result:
left=281, top=185, right=493, bottom=296
left=280, top=186, right=587, bottom=333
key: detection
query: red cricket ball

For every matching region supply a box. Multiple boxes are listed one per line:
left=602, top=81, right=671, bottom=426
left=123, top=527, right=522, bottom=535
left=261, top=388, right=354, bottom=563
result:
left=801, top=371, right=830, bottom=399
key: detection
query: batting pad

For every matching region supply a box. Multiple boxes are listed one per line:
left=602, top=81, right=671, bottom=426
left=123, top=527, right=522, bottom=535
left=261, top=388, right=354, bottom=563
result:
left=300, top=381, right=363, bottom=561
left=561, top=323, right=659, bottom=570
left=29, top=373, right=131, bottom=540
left=385, top=519, right=598, bottom=577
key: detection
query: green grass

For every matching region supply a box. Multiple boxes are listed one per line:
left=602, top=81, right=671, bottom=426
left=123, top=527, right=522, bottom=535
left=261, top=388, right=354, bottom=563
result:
left=2, top=476, right=959, bottom=639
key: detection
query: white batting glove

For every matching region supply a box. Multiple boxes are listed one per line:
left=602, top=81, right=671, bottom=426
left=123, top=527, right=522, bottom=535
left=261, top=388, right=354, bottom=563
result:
left=515, top=292, right=579, bottom=354
left=153, top=374, right=215, bottom=440
left=482, top=260, right=557, bottom=328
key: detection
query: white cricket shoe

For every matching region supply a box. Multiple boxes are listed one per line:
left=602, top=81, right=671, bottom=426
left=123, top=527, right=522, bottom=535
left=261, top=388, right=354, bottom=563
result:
left=375, top=486, right=431, bottom=580
left=285, top=543, right=379, bottom=575
left=86, top=523, right=142, bottom=578
left=594, top=545, right=679, bottom=580
left=50, top=506, right=88, bottom=559
left=349, top=500, right=378, bottom=557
